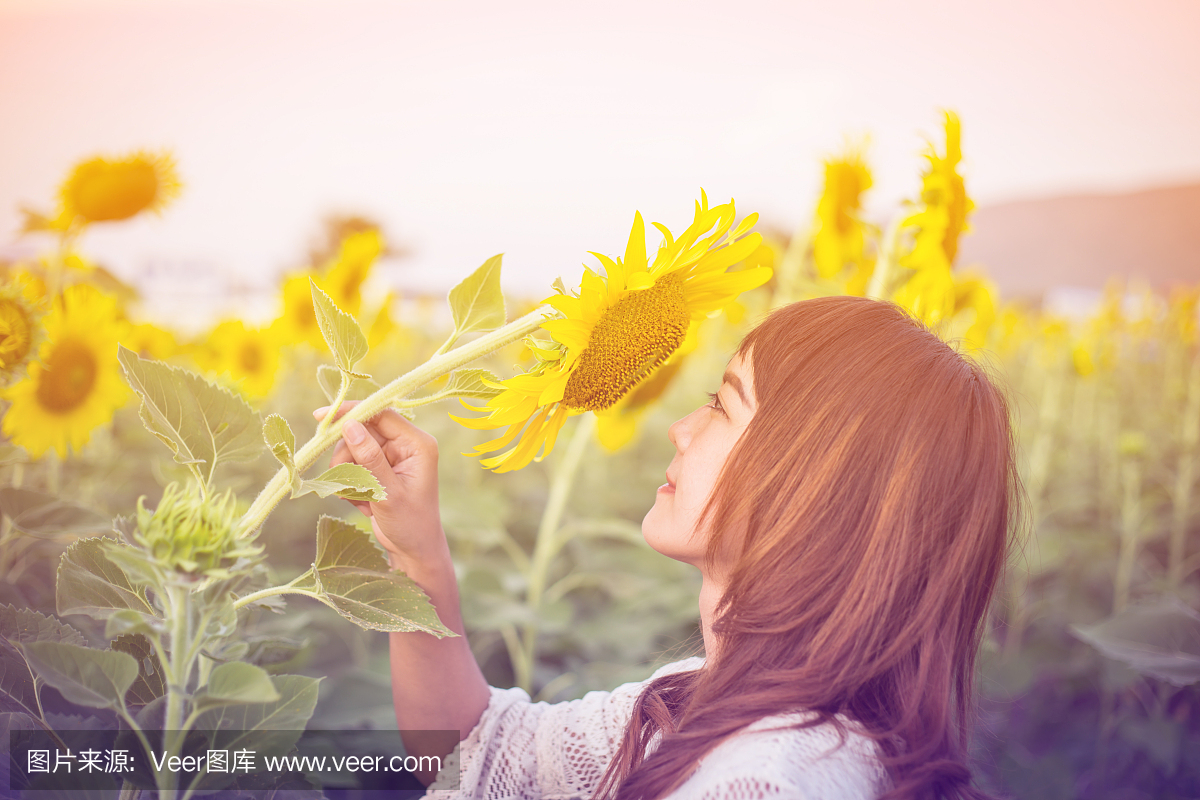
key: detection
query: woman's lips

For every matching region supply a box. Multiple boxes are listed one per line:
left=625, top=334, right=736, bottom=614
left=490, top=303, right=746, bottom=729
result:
left=658, top=473, right=676, bottom=494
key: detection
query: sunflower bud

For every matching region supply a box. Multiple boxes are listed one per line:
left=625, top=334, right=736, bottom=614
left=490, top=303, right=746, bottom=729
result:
left=134, top=483, right=261, bottom=579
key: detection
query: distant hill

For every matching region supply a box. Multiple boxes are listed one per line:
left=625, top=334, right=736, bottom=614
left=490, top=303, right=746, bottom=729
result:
left=957, top=182, right=1200, bottom=298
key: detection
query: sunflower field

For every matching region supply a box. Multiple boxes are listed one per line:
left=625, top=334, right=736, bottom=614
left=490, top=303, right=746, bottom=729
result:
left=1, top=114, right=1199, bottom=799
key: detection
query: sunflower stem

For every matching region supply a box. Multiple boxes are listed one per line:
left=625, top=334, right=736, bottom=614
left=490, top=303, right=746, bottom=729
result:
left=772, top=219, right=813, bottom=307
left=518, top=413, right=595, bottom=694
left=238, top=307, right=548, bottom=535
left=316, top=372, right=352, bottom=438
left=866, top=214, right=905, bottom=300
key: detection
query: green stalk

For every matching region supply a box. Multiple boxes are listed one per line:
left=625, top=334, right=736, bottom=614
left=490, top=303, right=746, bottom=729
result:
left=231, top=571, right=311, bottom=611
left=518, top=413, right=595, bottom=694
left=1113, top=458, right=1143, bottom=614
left=1169, top=351, right=1200, bottom=589
left=1003, top=360, right=1063, bottom=661
left=772, top=219, right=813, bottom=306
left=238, top=307, right=547, bottom=535
left=865, top=215, right=904, bottom=300
left=161, top=584, right=190, bottom=799
left=315, top=372, right=352, bottom=438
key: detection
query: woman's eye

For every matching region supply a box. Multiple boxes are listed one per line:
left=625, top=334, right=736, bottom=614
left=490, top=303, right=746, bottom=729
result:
left=706, top=391, right=726, bottom=416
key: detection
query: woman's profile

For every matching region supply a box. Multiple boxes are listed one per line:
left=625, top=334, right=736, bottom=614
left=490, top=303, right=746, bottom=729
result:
left=314, top=294, right=1022, bottom=800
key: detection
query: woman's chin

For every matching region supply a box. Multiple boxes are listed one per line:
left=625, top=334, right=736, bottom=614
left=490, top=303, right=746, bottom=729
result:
left=642, top=503, right=700, bottom=565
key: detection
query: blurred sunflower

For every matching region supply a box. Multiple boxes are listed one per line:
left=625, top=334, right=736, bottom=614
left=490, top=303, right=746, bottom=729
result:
left=195, top=320, right=282, bottom=399
left=1168, top=286, right=1200, bottom=345
left=893, top=112, right=974, bottom=326
left=454, top=193, right=770, bottom=472
left=57, top=151, right=181, bottom=227
left=367, top=291, right=401, bottom=349
left=949, top=270, right=997, bottom=350
left=121, top=321, right=178, bottom=361
left=274, top=273, right=327, bottom=349
left=322, top=229, right=383, bottom=317
left=0, top=275, right=45, bottom=386
left=2, top=284, right=128, bottom=458
left=812, top=143, right=873, bottom=280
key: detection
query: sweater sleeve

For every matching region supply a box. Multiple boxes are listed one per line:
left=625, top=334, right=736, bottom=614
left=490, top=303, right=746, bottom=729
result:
left=426, top=657, right=705, bottom=800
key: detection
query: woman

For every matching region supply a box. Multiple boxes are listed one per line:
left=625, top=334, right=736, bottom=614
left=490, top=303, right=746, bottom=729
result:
left=314, top=295, right=1022, bottom=800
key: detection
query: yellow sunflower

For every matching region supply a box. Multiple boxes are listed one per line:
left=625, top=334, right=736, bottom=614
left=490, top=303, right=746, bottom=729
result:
left=274, top=272, right=327, bottom=349
left=2, top=284, right=128, bottom=458
left=0, top=276, right=44, bottom=386
left=195, top=320, right=282, bottom=399
left=894, top=111, right=974, bottom=326
left=120, top=321, right=178, bottom=361
left=368, top=290, right=401, bottom=349
left=948, top=270, right=997, bottom=351
left=812, top=143, right=873, bottom=280
left=902, top=111, right=973, bottom=269
left=322, top=229, right=383, bottom=317
left=593, top=326, right=697, bottom=453
left=453, top=193, right=770, bottom=472
left=57, top=150, right=182, bottom=226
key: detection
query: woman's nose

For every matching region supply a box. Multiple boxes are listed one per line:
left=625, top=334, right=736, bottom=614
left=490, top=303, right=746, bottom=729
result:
left=667, top=408, right=699, bottom=451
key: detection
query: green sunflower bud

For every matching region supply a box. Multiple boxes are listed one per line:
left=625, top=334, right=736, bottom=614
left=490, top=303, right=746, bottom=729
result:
left=134, top=482, right=262, bottom=579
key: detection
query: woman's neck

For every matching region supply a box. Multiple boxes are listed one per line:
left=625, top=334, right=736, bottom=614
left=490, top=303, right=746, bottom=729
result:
left=698, top=573, right=726, bottom=658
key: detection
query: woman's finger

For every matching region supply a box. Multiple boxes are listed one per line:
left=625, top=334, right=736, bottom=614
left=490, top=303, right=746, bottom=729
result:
left=339, top=420, right=399, bottom=493
left=313, top=400, right=361, bottom=422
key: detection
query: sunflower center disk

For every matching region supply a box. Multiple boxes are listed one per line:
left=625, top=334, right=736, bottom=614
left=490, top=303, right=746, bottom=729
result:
left=36, top=339, right=98, bottom=413
left=239, top=342, right=264, bottom=372
left=76, top=164, right=159, bottom=222
left=562, top=272, right=689, bottom=411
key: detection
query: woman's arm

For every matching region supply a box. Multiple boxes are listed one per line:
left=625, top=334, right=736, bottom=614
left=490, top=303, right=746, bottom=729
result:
left=314, top=402, right=491, bottom=777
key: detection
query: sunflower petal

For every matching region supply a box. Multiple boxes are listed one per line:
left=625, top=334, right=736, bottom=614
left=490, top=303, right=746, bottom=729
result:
left=623, top=211, right=648, bottom=275
left=693, top=232, right=764, bottom=274
left=533, top=404, right=572, bottom=462
left=542, top=318, right=592, bottom=352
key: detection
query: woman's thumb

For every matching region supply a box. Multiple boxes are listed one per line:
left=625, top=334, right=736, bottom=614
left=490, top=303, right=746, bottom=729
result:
left=340, top=420, right=393, bottom=488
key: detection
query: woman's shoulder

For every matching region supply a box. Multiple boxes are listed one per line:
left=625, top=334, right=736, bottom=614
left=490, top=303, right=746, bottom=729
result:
left=647, top=655, right=706, bottom=681
left=670, top=711, right=889, bottom=800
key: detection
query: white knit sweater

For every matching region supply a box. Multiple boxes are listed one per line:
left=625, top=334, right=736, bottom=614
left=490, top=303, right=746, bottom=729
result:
left=426, top=656, right=890, bottom=799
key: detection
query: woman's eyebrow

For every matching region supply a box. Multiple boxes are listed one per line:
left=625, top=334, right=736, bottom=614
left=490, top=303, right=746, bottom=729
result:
left=721, top=370, right=749, bottom=408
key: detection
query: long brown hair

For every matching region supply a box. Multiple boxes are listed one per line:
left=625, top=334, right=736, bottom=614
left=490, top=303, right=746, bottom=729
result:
left=594, top=296, right=1023, bottom=800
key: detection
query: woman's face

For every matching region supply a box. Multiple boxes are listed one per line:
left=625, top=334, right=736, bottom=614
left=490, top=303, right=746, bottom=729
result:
left=642, top=349, right=757, bottom=567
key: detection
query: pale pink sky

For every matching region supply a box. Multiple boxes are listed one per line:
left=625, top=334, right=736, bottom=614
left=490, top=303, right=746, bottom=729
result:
left=2, top=0, right=1199, bottom=321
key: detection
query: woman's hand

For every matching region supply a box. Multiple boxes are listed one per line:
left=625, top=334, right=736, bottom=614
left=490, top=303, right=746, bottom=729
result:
left=314, top=403, right=490, bottom=750
left=312, top=401, right=445, bottom=566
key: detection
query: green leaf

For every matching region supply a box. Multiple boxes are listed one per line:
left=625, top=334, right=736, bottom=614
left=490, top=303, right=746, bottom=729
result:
left=309, top=278, right=369, bottom=374
left=314, top=515, right=390, bottom=572
left=108, top=634, right=165, bottom=706
left=0, top=637, right=41, bottom=720
left=118, top=346, right=262, bottom=477
left=103, top=608, right=164, bottom=640
left=0, top=604, right=88, bottom=648
left=294, top=463, right=386, bottom=502
left=448, top=254, right=506, bottom=336
left=442, top=368, right=504, bottom=400
left=0, top=488, right=110, bottom=539
left=295, top=517, right=452, bottom=637
left=0, top=606, right=89, bottom=722
left=317, top=364, right=379, bottom=404
left=1070, top=599, right=1200, bottom=686
left=100, top=540, right=163, bottom=587
left=56, top=537, right=156, bottom=623
left=191, top=673, right=320, bottom=756
left=263, top=413, right=298, bottom=491
left=194, top=661, right=281, bottom=709
left=21, top=641, right=138, bottom=710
